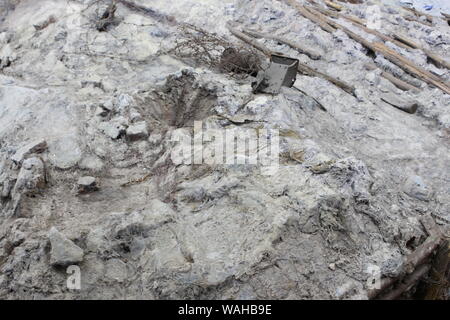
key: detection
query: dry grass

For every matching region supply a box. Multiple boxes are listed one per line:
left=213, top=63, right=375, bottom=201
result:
left=169, top=24, right=263, bottom=78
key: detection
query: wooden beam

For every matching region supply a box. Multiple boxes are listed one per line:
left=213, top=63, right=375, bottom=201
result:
left=286, top=0, right=336, bottom=33
left=393, top=34, right=450, bottom=70
left=300, top=5, right=450, bottom=94
left=378, top=264, right=431, bottom=300
left=324, top=0, right=342, bottom=11
left=227, top=24, right=355, bottom=95
left=423, top=240, right=450, bottom=300
left=312, top=5, right=413, bottom=51
left=365, top=63, right=420, bottom=92
left=242, top=28, right=322, bottom=60
left=402, top=6, right=435, bottom=24
left=403, top=15, right=433, bottom=27
left=368, top=216, right=444, bottom=299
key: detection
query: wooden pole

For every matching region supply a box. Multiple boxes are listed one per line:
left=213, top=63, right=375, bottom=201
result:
left=378, top=264, right=431, bottom=300
left=227, top=24, right=355, bottom=95
left=312, top=5, right=413, bottom=50
left=242, top=28, right=322, bottom=60
left=312, top=4, right=450, bottom=71
left=423, top=240, right=450, bottom=300
left=286, top=0, right=336, bottom=33
left=299, top=5, right=450, bottom=94
left=368, top=216, right=444, bottom=299
left=364, top=63, right=420, bottom=92
left=393, top=34, right=450, bottom=70
left=324, top=0, right=342, bottom=11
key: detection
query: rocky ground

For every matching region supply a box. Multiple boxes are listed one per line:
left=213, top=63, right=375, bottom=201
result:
left=0, top=0, right=449, bottom=299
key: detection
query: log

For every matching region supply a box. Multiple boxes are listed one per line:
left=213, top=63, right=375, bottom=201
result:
left=227, top=25, right=272, bottom=56
left=403, top=15, right=433, bottom=27
left=402, top=6, right=435, bottom=24
left=312, top=5, right=412, bottom=50
left=324, top=0, right=342, bottom=11
left=393, top=34, right=450, bottom=70
left=368, top=235, right=440, bottom=299
left=314, top=4, right=450, bottom=71
left=381, top=72, right=420, bottom=92
left=423, top=240, right=450, bottom=300
left=368, top=216, right=443, bottom=299
left=403, top=217, right=443, bottom=274
left=300, top=5, right=450, bottom=95
left=378, top=264, right=431, bottom=300
left=380, top=73, right=418, bottom=91
left=286, top=0, right=336, bottom=33
left=242, top=28, right=322, bottom=60
left=380, top=92, right=420, bottom=114
left=312, top=6, right=366, bottom=25
left=227, top=24, right=355, bottom=95
left=364, top=63, right=420, bottom=92
left=316, top=5, right=450, bottom=71
left=117, top=0, right=177, bottom=25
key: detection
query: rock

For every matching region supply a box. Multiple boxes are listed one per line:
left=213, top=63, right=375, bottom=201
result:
left=48, top=227, right=84, bottom=266
left=79, top=155, right=104, bottom=172
left=404, top=175, right=432, bottom=201
left=99, top=117, right=128, bottom=139
left=0, top=44, right=17, bottom=69
left=380, top=93, right=420, bottom=114
left=0, top=32, right=12, bottom=45
left=148, top=133, right=163, bottom=146
left=129, top=108, right=143, bottom=122
left=12, top=157, right=46, bottom=197
left=77, top=176, right=98, bottom=194
left=117, top=93, right=134, bottom=112
left=105, top=258, right=128, bottom=282
left=95, top=106, right=108, bottom=117
left=310, top=160, right=335, bottom=174
left=102, top=99, right=115, bottom=112
left=48, top=136, right=82, bottom=169
left=11, top=139, right=47, bottom=164
left=1, top=178, right=14, bottom=199
left=126, top=121, right=149, bottom=141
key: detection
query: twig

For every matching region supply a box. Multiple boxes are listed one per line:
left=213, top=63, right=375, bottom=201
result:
left=120, top=172, right=152, bottom=187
